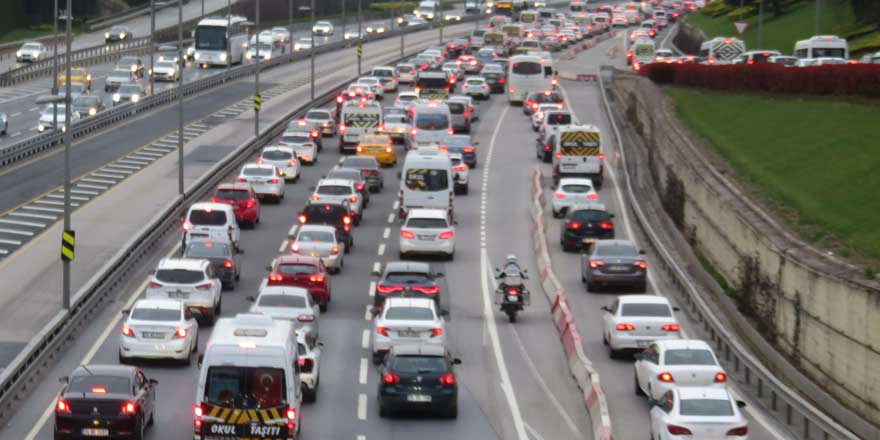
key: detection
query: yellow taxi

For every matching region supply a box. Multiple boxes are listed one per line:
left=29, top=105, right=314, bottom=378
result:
left=356, top=133, right=396, bottom=166
left=57, top=67, right=93, bottom=90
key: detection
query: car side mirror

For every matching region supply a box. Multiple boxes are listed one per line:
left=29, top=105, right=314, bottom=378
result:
left=121, top=309, right=130, bottom=315
left=198, top=354, right=204, bottom=368
left=434, top=272, right=444, bottom=278
left=639, top=249, right=646, bottom=255
left=370, top=307, right=379, bottom=318
left=246, top=295, right=257, bottom=303
left=440, top=309, right=450, bottom=317
left=452, top=358, right=462, bottom=365
left=673, top=306, right=681, bottom=312
left=600, top=305, right=611, bottom=312
left=736, top=400, right=747, bottom=408
left=237, top=247, right=245, bottom=255
left=647, top=398, right=658, bottom=407
left=149, top=378, right=159, bottom=386
left=59, top=376, right=69, bottom=384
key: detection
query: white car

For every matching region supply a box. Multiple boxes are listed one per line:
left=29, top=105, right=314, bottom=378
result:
left=460, top=77, right=491, bottom=99
left=145, top=258, right=223, bottom=324
left=365, top=22, right=386, bottom=34
left=311, top=178, right=364, bottom=223
left=370, top=297, right=447, bottom=363
left=551, top=177, right=600, bottom=217
left=394, top=91, right=419, bottom=109
left=371, top=66, right=398, bottom=92
left=258, top=146, right=301, bottom=182
left=312, top=21, right=334, bottom=36
left=532, top=103, right=560, bottom=131
left=399, top=208, right=455, bottom=259
left=237, top=163, right=285, bottom=202
left=449, top=152, right=469, bottom=195
left=249, top=285, right=320, bottom=343
left=442, top=62, right=464, bottom=81
left=281, top=130, right=319, bottom=164
left=344, top=30, right=365, bottom=40
left=37, top=104, right=80, bottom=133
left=182, top=202, right=241, bottom=250
left=272, top=26, right=291, bottom=43
left=635, top=339, right=728, bottom=401
left=246, top=41, right=274, bottom=61
left=16, top=41, right=48, bottom=62
left=602, top=295, right=682, bottom=357
left=294, top=37, right=313, bottom=52
left=395, top=63, right=418, bottom=83
left=297, top=332, right=322, bottom=402
left=650, top=387, right=749, bottom=439
left=118, top=299, right=199, bottom=364
left=304, top=108, right=336, bottom=136
left=151, top=60, right=180, bottom=82
left=355, top=77, right=385, bottom=100
left=291, top=224, right=345, bottom=273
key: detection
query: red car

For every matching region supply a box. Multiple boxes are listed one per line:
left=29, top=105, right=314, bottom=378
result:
left=210, top=183, right=261, bottom=228
left=268, top=255, right=332, bottom=311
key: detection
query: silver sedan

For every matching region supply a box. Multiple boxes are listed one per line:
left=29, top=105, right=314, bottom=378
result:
left=237, top=163, right=285, bottom=202
left=291, top=224, right=344, bottom=273
left=249, top=285, right=320, bottom=344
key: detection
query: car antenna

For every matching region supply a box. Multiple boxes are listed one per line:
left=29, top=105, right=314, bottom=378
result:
left=81, top=365, right=94, bottom=376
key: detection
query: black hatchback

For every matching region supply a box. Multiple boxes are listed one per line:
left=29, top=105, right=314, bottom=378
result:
left=54, top=365, right=157, bottom=440
left=378, top=344, right=461, bottom=418
left=560, top=203, right=615, bottom=252
left=298, top=201, right=354, bottom=252
left=373, top=261, right=444, bottom=311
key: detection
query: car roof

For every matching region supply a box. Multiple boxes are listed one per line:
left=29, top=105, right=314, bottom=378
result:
left=384, top=297, right=436, bottom=308
left=655, top=339, right=712, bottom=351
left=676, top=386, right=732, bottom=401
left=263, top=145, right=294, bottom=152
left=318, top=178, right=354, bottom=187
left=559, top=177, right=595, bottom=186
left=391, top=343, right=446, bottom=357
left=157, top=257, right=209, bottom=271
left=407, top=208, right=449, bottom=219
left=276, top=254, right=322, bottom=265
left=72, top=364, right=135, bottom=377
left=618, top=294, right=671, bottom=305
left=243, top=163, right=276, bottom=170
left=297, top=224, right=338, bottom=234
left=132, top=298, right=183, bottom=310
left=190, top=201, right=234, bottom=212
left=384, top=261, right=432, bottom=273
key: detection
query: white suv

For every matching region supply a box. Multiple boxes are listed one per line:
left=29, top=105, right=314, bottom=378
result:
left=399, top=208, right=455, bottom=259
left=146, top=258, right=223, bottom=324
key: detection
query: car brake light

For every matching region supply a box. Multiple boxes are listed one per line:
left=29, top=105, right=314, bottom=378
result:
left=566, top=221, right=582, bottom=230
left=309, top=275, right=324, bottom=283
left=453, top=165, right=467, bottom=172
left=376, top=284, right=404, bottom=294
left=383, top=372, right=400, bottom=385
left=531, top=103, right=538, bottom=110
left=236, top=177, right=247, bottom=182
left=245, top=199, right=255, bottom=209
left=267, top=178, right=279, bottom=184
left=148, top=281, right=162, bottom=288
left=726, top=426, right=748, bottom=436
left=598, top=152, right=605, bottom=159
left=410, top=128, right=418, bottom=137
left=448, top=128, right=454, bottom=135
left=385, top=145, right=393, bottom=153
left=288, top=159, right=297, bottom=167
left=331, top=245, right=339, bottom=255
left=431, top=328, right=444, bottom=337
left=298, top=214, right=307, bottom=223
left=311, top=194, right=320, bottom=201
left=667, top=424, right=692, bottom=435
left=121, top=401, right=137, bottom=414
left=400, top=230, right=415, bottom=239
left=291, top=243, right=300, bottom=253
left=438, top=230, right=454, bottom=239
left=174, top=327, right=188, bottom=338
left=298, top=314, right=316, bottom=323
left=587, top=193, right=598, bottom=200
left=439, top=373, right=456, bottom=386
left=91, top=386, right=107, bottom=393
left=714, top=372, right=727, bottom=383
left=634, top=261, right=647, bottom=270
left=599, top=221, right=613, bottom=230
left=554, top=152, right=562, bottom=159
left=222, top=260, right=234, bottom=268
left=269, top=273, right=283, bottom=282
left=413, top=285, right=439, bottom=294
left=554, top=192, right=566, bottom=199
left=339, top=123, right=346, bottom=133
left=121, top=325, right=134, bottom=337
left=356, top=145, right=363, bottom=153
left=615, top=322, right=635, bottom=331
left=350, top=195, right=358, bottom=203
left=195, top=282, right=213, bottom=290
left=658, top=372, right=674, bottom=382
left=56, top=399, right=71, bottom=413
left=182, top=220, right=191, bottom=231
left=662, top=323, right=680, bottom=332
left=463, top=146, right=474, bottom=153
left=336, top=95, right=344, bottom=103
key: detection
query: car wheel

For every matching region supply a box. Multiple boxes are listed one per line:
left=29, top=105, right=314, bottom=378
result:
left=552, top=210, right=560, bottom=218
left=445, top=403, right=458, bottom=418
left=134, top=416, right=145, bottom=440
left=378, top=400, right=392, bottom=418
left=118, top=350, right=127, bottom=364
left=447, top=250, right=454, bottom=261
left=319, top=302, right=328, bottom=313
left=372, top=351, right=384, bottom=365
left=634, top=372, right=645, bottom=396
left=303, top=385, right=317, bottom=403
left=586, top=280, right=596, bottom=292
left=636, top=280, right=647, bottom=293
left=462, top=185, right=468, bottom=195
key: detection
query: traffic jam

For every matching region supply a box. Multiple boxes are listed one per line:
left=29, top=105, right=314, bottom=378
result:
left=48, top=2, right=753, bottom=440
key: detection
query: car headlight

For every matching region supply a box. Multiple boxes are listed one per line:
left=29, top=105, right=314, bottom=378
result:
left=61, top=125, right=67, bottom=133
left=265, top=54, right=271, bottom=60
left=112, top=93, right=121, bottom=102
left=131, top=94, right=140, bottom=103
left=194, top=52, right=201, bottom=60
left=130, top=65, right=137, bottom=72
left=89, top=107, right=97, bottom=116
left=219, top=52, right=227, bottom=61
left=38, top=124, right=45, bottom=132
left=16, top=50, right=22, bottom=57
left=105, top=32, right=110, bottom=39
left=187, top=47, right=195, bottom=55
left=119, top=33, right=126, bottom=39
left=427, top=13, right=434, bottom=19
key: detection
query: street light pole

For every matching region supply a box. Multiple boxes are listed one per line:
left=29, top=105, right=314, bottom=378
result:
left=758, top=0, right=764, bottom=48
left=310, top=0, right=315, bottom=100
left=51, top=0, right=59, bottom=96
left=226, top=0, right=232, bottom=79
left=289, top=0, right=294, bottom=57
left=149, top=0, right=155, bottom=94
left=255, top=0, right=261, bottom=137
left=62, top=0, right=72, bottom=311
left=342, top=0, right=346, bottom=37
left=357, top=0, right=362, bottom=75
left=178, top=0, right=185, bottom=195
left=815, top=0, right=820, bottom=34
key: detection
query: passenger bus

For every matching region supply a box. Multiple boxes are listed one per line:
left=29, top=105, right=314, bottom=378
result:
left=506, top=53, right=554, bottom=104
left=193, top=15, right=248, bottom=67
left=495, top=1, right=515, bottom=17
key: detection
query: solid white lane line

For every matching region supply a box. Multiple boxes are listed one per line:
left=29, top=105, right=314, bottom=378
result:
left=11, top=132, right=21, bottom=138
left=357, top=394, right=368, bottom=420
left=377, top=243, right=385, bottom=256
left=392, top=200, right=399, bottom=211
left=10, top=112, right=21, bottom=117
left=362, top=329, right=370, bottom=349
left=368, top=281, right=376, bottom=297
left=357, top=436, right=366, bottom=440
left=359, top=358, right=369, bottom=385
left=24, top=244, right=180, bottom=440
left=382, top=227, right=390, bottom=239
left=279, top=240, right=289, bottom=253
left=387, top=213, right=395, bottom=223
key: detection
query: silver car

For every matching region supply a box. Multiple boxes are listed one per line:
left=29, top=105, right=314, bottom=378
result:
left=72, top=95, right=105, bottom=118
left=151, top=60, right=180, bottom=82
left=581, top=239, right=647, bottom=292
left=311, top=178, right=364, bottom=223
left=112, top=83, right=147, bottom=106
left=312, top=20, right=335, bottom=36
left=237, top=163, right=284, bottom=202
left=0, top=112, right=7, bottom=135
left=249, top=285, right=320, bottom=343
left=259, top=146, right=301, bottom=182
left=119, top=298, right=199, bottom=364
left=16, top=41, right=48, bottom=62
left=105, top=68, right=134, bottom=92
left=37, top=104, right=81, bottom=133
left=280, top=131, right=319, bottom=164
left=303, top=108, right=336, bottom=136
left=291, top=224, right=344, bottom=273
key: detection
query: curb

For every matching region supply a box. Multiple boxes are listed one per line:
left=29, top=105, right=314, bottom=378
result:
left=529, top=166, right=614, bottom=440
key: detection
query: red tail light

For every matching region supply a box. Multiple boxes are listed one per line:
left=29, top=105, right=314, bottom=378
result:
left=286, top=407, right=297, bottom=431
left=91, top=386, right=107, bottom=394
left=121, top=401, right=137, bottom=415
left=599, top=221, right=613, bottom=230
left=223, top=260, right=234, bottom=268
left=376, top=326, right=389, bottom=336
left=661, top=323, right=680, bottom=332
left=448, top=128, right=454, bottom=135
left=439, top=373, right=456, bottom=386
left=288, top=159, right=297, bottom=167
left=356, top=146, right=363, bottom=153
left=463, top=146, right=474, bottom=153
left=269, top=273, right=283, bottom=282
left=267, top=178, right=279, bottom=184
left=634, top=261, right=647, bottom=270
left=554, top=192, right=565, bottom=199
left=453, top=165, right=467, bottom=172
left=726, top=426, right=748, bottom=436
left=431, top=328, right=443, bottom=337
left=507, top=288, right=519, bottom=295
left=121, top=325, right=134, bottom=337
left=245, top=199, right=255, bottom=209
left=566, top=221, right=582, bottom=230
left=400, top=230, right=415, bottom=239
left=383, top=372, right=400, bottom=385
left=615, top=323, right=635, bottom=331
left=256, top=158, right=264, bottom=164
left=193, top=404, right=203, bottom=431
left=297, top=314, right=316, bottom=323
left=339, top=123, right=346, bottom=133
left=311, top=194, right=319, bottom=201
left=298, top=214, right=307, bottom=223
left=657, top=372, right=674, bottom=382
left=174, top=327, right=188, bottom=338
left=148, top=281, right=162, bottom=288
left=438, top=231, right=454, bottom=240
left=544, top=144, right=551, bottom=151
left=667, top=424, right=691, bottom=435
left=531, top=103, right=538, bottom=110
left=598, top=152, right=605, bottom=159
left=331, top=245, right=339, bottom=255
left=413, top=285, right=439, bottom=294
left=56, top=399, right=71, bottom=414
left=376, top=284, right=404, bottom=294
left=236, top=177, right=247, bottom=182
left=385, top=146, right=393, bottom=153
left=309, top=275, right=324, bottom=283
left=714, top=372, right=727, bottom=383
left=498, top=78, right=505, bottom=84
left=195, top=282, right=213, bottom=290
left=291, top=243, right=300, bottom=253
left=336, top=95, right=344, bottom=104
left=554, top=152, right=562, bottom=159
left=587, top=193, right=599, bottom=200
left=410, top=128, right=418, bottom=137
left=350, top=195, right=358, bottom=203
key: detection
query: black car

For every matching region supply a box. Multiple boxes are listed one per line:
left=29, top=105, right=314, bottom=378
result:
left=298, top=201, right=354, bottom=253
left=105, top=26, right=133, bottom=44
left=439, top=134, right=477, bottom=168
left=54, top=365, right=157, bottom=440
left=373, top=261, right=443, bottom=311
left=339, top=156, right=384, bottom=192
left=480, top=66, right=506, bottom=93
left=560, top=203, right=615, bottom=252
left=327, top=166, right=371, bottom=206
left=183, top=238, right=241, bottom=288
left=378, top=344, right=460, bottom=418
left=116, top=56, right=145, bottom=78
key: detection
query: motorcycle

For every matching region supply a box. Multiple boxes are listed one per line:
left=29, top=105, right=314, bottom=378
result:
left=494, top=268, right=530, bottom=323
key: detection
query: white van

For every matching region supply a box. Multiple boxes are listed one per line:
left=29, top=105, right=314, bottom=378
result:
left=414, top=1, right=438, bottom=20
left=699, top=37, right=746, bottom=64
left=399, top=148, right=454, bottom=219
left=182, top=202, right=241, bottom=250
left=794, top=35, right=849, bottom=60
left=194, top=313, right=302, bottom=439
left=339, top=99, right=383, bottom=153
left=407, top=102, right=452, bottom=149
left=507, top=53, right=556, bottom=104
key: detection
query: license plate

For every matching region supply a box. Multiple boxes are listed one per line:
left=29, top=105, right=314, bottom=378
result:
left=581, top=238, right=597, bottom=245
left=561, top=163, right=576, bottom=169
left=398, top=330, right=420, bottom=338
left=191, top=233, right=208, bottom=238
left=507, top=295, right=519, bottom=302
left=636, top=340, right=649, bottom=348
left=607, top=266, right=630, bottom=272
left=417, top=235, right=434, bottom=240
left=407, top=394, right=432, bottom=402
left=82, top=428, right=109, bottom=436
left=168, top=291, right=189, bottom=298
left=142, top=332, right=165, bottom=339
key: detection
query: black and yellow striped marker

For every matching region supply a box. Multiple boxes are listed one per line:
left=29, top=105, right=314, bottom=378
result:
left=253, top=94, right=262, bottom=111
left=61, top=230, right=75, bottom=261
left=357, top=44, right=363, bottom=59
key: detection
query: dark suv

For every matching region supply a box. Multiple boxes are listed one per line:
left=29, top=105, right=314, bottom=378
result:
left=378, top=344, right=461, bottom=418
left=560, top=202, right=615, bottom=252
left=297, top=201, right=354, bottom=253
left=372, top=261, right=444, bottom=311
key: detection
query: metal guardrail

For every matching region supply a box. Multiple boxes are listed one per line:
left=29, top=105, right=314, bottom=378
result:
left=0, top=18, right=477, bottom=420
left=596, top=66, right=860, bottom=440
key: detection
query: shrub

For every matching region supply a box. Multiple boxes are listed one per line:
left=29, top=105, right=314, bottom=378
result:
left=701, top=1, right=735, bottom=17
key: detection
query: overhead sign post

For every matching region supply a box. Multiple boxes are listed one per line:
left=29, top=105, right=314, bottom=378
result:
left=734, top=20, right=748, bottom=35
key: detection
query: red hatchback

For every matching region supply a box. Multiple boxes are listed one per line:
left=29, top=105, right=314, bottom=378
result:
left=211, top=183, right=261, bottom=228
left=268, top=255, right=332, bottom=311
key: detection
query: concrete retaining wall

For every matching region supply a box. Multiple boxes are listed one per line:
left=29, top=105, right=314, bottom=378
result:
left=610, top=73, right=880, bottom=428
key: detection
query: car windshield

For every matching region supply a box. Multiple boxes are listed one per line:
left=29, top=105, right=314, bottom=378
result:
left=205, top=366, right=286, bottom=408
left=561, top=184, right=592, bottom=193
left=215, top=188, right=250, bottom=200
left=384, top=272, right=431, bottom=283
left=620, top=303, right=672, bottom=317
left=189, top=209, right=227, bottom=225
left=74, top=96, right=100, bottom=106
left=447, top=102, right=465, bottom=114
left=547, top=113, right=572, bottom=124
left=664, top=349, right=716, bottom=366
left=406, top=218, right=448, bottom=228
left=131, top=307, right=180, bottom=321
left=303, top=205, right=346, bottom=221
left=282, top=134, right=311, bottom=144
left=466, top=79, right=484, bottom=86
left=278, top=263, right=317, bottom=275
left=119, top=84, right=141, bottom=94
left=262, top=150, right=292, bottom=160
left=680, top=398, right=735, bottom=416
left=570, top=209, right=610, bottom=222
left=306, top=110, right=330, bottom=120
left=317, top=185, right=352, bottom=195
left=67, top=375, right=131, bottom=394
left=243, top=167, right=274, bottom=177
left=23, top=43, right=42, bottom=50
left=386, top=115, right=407, bottom=123
left=405, top=169, right=448, bottom=191
left=111, top=27, right=128, bottom=34
left=110, top=69, right=130, bottom=78
left=259, top=294, right=306, bottom=308
left=195, top=26, right=227, bottom=51
left=155, top=269, right=205, bottom=284
left=396, top=65, right=415, bottom=72
left=596, top=242, right=638, bottom=256
left=415, top=113, right=449, bottom=129
left=391, top=355, right=446, bottom=373
left=342, top=157, right=376, bottom=169
left=156, top=61, right=175, bottom=69
left=372, top=69, right=393, bottom=77
left=297, top=230, right=335, bottom=242
left=512, top=61, right=542, bottom=75
left=328, top=170, right=361, bottom=181
left=441, top=135, right=470, bottom=148
left=185, top=241, right=229, bottom=258
left=385, top=306, right=435, bottom=320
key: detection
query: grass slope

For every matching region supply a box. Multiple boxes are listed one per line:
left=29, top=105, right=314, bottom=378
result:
left=667, top=87, right=880, bottom=261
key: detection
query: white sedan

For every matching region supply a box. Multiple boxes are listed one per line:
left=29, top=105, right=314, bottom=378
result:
left=371, top=297, right=447, bottom=363
left=394, top=91, right=419, bottom=109
left=399, top=208, right=455, bottom=259
left=602, top=295, right=682, bottom=357
left=150, top=60, right=180, bottom=82
left=259, top=146, right=300, bottom=182
left=312, top=21, right=334, bottom=36
left=532, top=103, right=560, bottom=131
left=119, top=299, right=198, bottom=364
left=635, top=339, right=728, bottom=400
left=450, top=152, right=469, bottom=195
left=297, top=332, right=322, bottom=402
left=460, top=77, right=491, bottom=100
left=280, top=130, right=319, bottom=163
left=250, top=285, right=320, bottom=344
left=294, top=37, right=313, bottom=52
left=356, top=77, right=385, bottom=100
left=237, top=163, right=285, bottom=202
left=551, top=177, right=600, bottom=217
left=650, top=387, right=749, bottom=439
left=145, top=258, right=222, bottom=324
left=291, top=224, right=344, bottom=273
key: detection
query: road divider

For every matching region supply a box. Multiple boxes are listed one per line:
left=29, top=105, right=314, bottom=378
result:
left=528, top=166, right=614, bottom=440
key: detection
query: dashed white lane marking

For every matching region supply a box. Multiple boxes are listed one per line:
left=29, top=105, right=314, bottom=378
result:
left=368, top=281, right=376, bottom=297
left=11, top=131, right=21, bottom=137
left=357, top=436, right=366, bottom=440
left=392, top=200, right=399, bottom=211
left=372, top=261, right=381, bottom=274
left=382, top=227, right=390, bottom=239
left=377, top=243, right=385, bottom=256
left=359, top=358, right=369, bottom=385
left=362, top=329, right=370, bottom=349
left=357, top=393, right=368, bottom=420
left=386, top=213, right=395, bottom=223
left=28, top=107, right=38, bottom=112
left=279, top=240, right=288, bottom=253
left=364, top=305, right=372, bottom=321
left=10, top=112, right=21, bottom=117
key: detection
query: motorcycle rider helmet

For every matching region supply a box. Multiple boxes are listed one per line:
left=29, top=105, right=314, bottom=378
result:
left=506, top=254, right=517, bottom=264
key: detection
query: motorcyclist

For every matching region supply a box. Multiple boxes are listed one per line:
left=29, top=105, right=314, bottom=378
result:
left=496, top=254, right=528, bottom=290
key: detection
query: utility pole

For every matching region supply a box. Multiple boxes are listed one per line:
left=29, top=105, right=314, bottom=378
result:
left=51, top=0, right=59, bottom=97
left=758, top=0, right=764, bottom=48
left=62, top=0, right=72, bottom=311
left=357, top=0, right=362, bottom=75
left=202, top=0, right=205, bottom=16
left=815, top=0, right=820, bottom=34
left=255, top=0, right=261, bottom=137
left=342, top=0, right=346, bottom=37
left=227, top=0, right=232, bottom=79
left=178, top=0, right=185, bottom=195
left=149, top=0, right=155, bottom=94
left=400, top=11, right=405, bottom=58
left=289, top=0, right=294, bottom=56
left=310, top=0, right=316, bottom=100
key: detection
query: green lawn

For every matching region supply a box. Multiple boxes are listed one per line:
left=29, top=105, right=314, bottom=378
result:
left=684, top=0, right=860, bottom=54
left=667, top=87, right=880, bottom=260
left=0, top=28, right=54, bottom=44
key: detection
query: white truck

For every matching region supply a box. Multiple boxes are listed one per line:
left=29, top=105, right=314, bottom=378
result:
left=550, top=124, right=604, bottom=188
left=699, top=37, right=746, bottom=64
left=338, top=99, right=383, bottom=153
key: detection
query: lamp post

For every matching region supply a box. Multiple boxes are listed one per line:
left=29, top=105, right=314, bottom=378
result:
left=149, top=0, right=155, bottom=95
left=289, top=0, right=294, bottom=57
left=357, top=0, right=362, bottom=75
left=310, top=0, right=316, bottom=100
left=62, top=2, right=72, bottom=310
left=36, top=94, right=67, bottom=306
left=255, top=0, right=261, bottom=137
left=178, top=0, right=185, bottom=195
left=342, top=0, right=346, bottom=37
left=51, top=0, right=59, bottom=96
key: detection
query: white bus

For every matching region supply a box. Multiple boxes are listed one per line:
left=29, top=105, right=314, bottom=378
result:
left=193, top=15, right=248, bottom=67
left=507, top=53, right=555, bottom=105
left=794, top=35, right=849, bottom=60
